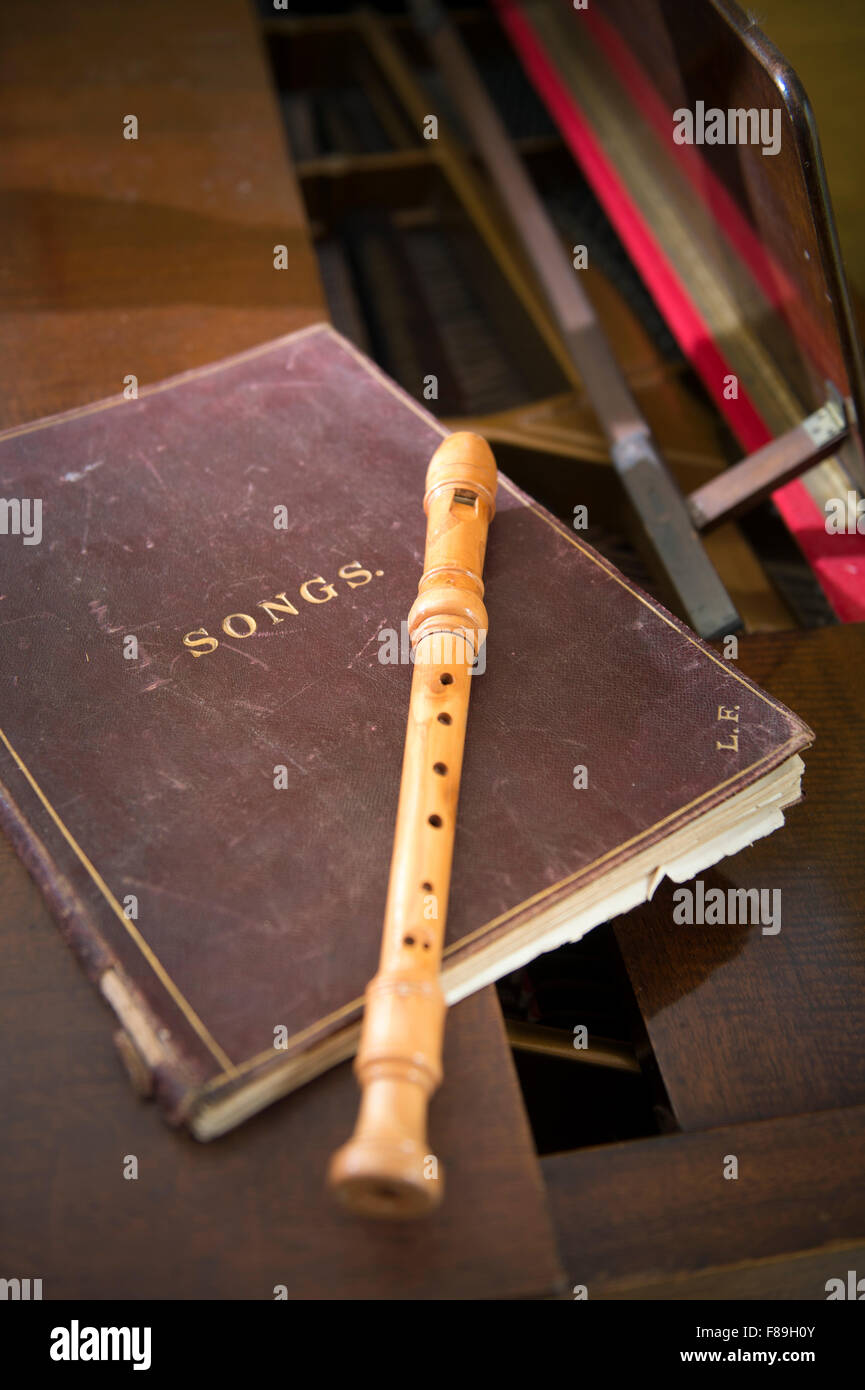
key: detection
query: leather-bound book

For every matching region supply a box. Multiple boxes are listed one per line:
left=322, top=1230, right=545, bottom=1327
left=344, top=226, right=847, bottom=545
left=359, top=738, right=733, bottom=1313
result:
left=0, top=325, right=811, bottom=1137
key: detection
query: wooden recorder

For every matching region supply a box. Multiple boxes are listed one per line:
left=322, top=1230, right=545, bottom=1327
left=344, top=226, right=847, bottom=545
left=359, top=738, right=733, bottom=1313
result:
left=328, top=432, right=498, bottom=1218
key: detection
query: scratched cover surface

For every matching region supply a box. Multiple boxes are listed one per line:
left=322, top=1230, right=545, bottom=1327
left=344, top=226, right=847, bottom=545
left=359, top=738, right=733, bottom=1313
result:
left=0, top=324, right=811, bottom=1127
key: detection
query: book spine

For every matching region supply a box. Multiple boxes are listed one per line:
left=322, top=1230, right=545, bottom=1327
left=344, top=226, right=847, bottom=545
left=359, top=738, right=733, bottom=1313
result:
left=0, top=768, right=199, bottom=1123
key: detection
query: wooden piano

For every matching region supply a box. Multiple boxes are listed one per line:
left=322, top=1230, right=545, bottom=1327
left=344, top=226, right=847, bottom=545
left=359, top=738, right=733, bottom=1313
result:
left=1, top=0, right=863, bottom=1301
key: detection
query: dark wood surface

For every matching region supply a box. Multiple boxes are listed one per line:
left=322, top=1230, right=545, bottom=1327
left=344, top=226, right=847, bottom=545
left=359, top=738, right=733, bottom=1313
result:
left=0, top=0, right=563, bottom=1300
left=0, top=842, right=562, bottom=1299
left=543, top=621, right=865, bottom=1297
left=543, top=1104, right=865, bottom=1299
left=0, top=0, right=324, bottom=430
left=615, top=622, right=865, bottom=1131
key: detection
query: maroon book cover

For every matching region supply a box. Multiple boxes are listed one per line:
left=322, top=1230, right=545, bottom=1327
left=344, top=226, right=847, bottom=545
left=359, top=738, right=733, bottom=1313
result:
left=0, top=324, right=811, bottom=1135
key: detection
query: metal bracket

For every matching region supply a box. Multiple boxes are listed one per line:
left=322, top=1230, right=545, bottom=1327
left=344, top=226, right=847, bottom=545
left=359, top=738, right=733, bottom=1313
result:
left=688, top=396, right=852, bottom=532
